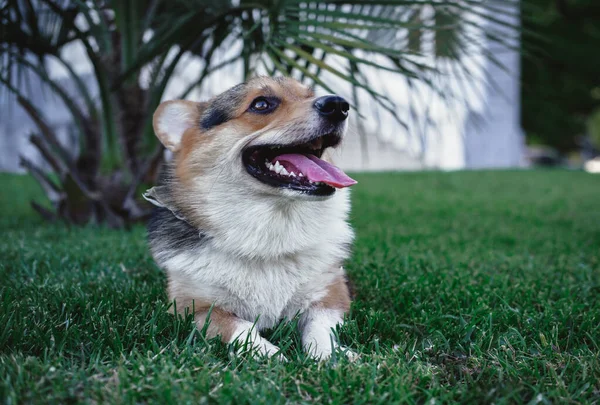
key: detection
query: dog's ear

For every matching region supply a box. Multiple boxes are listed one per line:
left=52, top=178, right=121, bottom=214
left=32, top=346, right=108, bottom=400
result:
left=153, top=100, right=207, bottom=152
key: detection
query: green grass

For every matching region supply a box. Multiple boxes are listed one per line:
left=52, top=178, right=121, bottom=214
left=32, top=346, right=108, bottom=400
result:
left=1, top=170, right=599, bottom=404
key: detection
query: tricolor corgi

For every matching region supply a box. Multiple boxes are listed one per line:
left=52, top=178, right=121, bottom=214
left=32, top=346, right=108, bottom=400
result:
left=145, top=76, right=357, bottom=360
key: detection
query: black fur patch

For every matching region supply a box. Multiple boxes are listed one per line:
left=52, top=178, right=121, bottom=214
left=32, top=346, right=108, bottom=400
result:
left=147, top=207, right=208, bottom=264
left=201, top=108, right=229, bottom=130
left=199, top=83, right=248, bottom=130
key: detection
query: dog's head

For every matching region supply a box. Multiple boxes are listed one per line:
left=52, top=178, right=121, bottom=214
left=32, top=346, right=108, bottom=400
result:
left=153, top=77, right=356, bottom=202
left=149, top=77, right=356, bottom=256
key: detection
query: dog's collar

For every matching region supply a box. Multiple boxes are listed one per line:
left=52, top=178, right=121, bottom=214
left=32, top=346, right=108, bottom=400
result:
left=143, top=186, right=191, bottom=225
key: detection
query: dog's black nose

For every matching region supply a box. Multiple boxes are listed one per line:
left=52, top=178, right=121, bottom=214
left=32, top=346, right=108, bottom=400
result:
left=313, top=95, right=350, bottom=122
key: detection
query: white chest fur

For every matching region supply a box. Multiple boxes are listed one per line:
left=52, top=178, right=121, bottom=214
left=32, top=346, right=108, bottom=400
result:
left=159, top=189, right=354, bottom=330
left=163, top=246, right=345, bottom=329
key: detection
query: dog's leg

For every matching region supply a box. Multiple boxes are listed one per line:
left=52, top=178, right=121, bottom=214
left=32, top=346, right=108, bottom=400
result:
left=299, top=274, right=354, bottom=360
left=196, top=307, right=281, bottom=358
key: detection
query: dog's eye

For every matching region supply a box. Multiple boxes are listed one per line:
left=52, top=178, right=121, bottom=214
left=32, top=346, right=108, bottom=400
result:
left=253, top=98, right=269, bottom=110
left=249, top=97, right=278, bottom=114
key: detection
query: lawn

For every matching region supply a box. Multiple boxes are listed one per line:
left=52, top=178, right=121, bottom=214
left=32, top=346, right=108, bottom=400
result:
left=1, top=170, right=599, bottom=404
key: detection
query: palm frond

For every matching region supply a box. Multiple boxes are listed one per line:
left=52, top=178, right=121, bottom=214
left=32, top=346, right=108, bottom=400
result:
left=0, top=0, right=530, bottom=226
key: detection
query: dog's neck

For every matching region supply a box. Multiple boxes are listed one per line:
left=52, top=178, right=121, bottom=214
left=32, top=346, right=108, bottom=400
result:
left=201, top=188, right=353, bottom=260
left=145, top=183, right=354, bottom=261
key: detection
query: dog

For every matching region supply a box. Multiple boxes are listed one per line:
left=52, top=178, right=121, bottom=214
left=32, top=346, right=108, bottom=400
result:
left=144, top=76, right=357, bottom=360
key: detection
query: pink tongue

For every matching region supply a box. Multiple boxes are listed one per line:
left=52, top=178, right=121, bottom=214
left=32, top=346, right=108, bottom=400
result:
left=274, top=154, right=357, bottom=188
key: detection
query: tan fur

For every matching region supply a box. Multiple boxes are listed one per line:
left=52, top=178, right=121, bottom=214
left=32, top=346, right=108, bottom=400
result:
left=318, top=275, right=352, bottom=313
left=230, top=82, right=315, bottom=134
left=175, top=127, right=212, bottom=185
left=195, top=307, right=240, bottom=342
left=168, top=276, right=239, bottom=341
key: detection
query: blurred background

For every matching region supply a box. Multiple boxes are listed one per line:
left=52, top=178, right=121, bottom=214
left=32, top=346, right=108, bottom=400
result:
left=1, top=0, right=599, bottom=227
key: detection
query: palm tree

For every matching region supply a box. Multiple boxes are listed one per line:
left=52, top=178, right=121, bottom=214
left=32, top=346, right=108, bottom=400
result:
left=0, top=0, right=523, bottom=227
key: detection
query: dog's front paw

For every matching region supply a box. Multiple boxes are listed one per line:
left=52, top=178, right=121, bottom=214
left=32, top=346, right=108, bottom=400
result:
left=231, top=326, right=286, bottom=361
left=251, top=337, right=287, bottom=361
left=305, top=340, right=334, bottom=360
left=301, top=308, right=349, bottom=361
left=305, top=342, right=357, bottom=362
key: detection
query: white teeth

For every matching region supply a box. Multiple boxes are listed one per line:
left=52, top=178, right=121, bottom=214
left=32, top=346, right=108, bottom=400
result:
left=265, top=160, right=304, bottom=178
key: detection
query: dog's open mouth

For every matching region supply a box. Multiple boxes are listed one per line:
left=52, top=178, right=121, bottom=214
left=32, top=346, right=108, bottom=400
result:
left=242, top=133, right=357, bottom=196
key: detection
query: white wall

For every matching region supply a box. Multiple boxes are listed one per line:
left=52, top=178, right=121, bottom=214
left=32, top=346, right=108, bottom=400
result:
left=463, top=5, right=526, bottom=168
left=0, top=3, right=524, bottom=173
